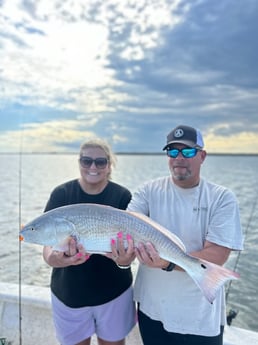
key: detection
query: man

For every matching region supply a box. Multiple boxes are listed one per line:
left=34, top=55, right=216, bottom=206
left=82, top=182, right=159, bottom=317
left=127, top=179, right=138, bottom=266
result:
left=127, top=125, right=244, bottom=345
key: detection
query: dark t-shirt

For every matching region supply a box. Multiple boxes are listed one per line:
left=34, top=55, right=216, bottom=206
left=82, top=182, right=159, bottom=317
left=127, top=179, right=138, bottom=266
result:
left=44, top=179, right=133, bottom=308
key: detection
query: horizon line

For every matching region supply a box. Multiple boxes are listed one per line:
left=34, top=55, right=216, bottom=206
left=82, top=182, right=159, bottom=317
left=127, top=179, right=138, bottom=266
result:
left=1, top=152, right=258, bottom=156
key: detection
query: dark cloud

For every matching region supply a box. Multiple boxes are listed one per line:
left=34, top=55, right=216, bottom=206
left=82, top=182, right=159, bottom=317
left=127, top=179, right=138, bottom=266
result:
left=98, top=0, right=258, bottom=143
left=107, top=0, right=258, bottom=87
left=170, top=0, right=258, bottom=87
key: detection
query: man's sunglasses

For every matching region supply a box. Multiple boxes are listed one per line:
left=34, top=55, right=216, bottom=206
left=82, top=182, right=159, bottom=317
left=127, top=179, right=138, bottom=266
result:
left=79, top=156, right=109, bottom=169
left=167, top=147, right=200, bottom=159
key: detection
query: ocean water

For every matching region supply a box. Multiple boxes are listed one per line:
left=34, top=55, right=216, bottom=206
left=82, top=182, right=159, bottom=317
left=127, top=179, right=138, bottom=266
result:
left=0, top=153, right=258, bottom=332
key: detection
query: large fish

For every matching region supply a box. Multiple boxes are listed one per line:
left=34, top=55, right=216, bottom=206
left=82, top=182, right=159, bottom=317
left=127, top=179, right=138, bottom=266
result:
left=20, top=203, right=240, bottom=303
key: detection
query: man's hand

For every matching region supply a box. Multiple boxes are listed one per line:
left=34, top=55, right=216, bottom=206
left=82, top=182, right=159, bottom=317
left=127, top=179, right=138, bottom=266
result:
left=135, top=242, right=171, bottom=269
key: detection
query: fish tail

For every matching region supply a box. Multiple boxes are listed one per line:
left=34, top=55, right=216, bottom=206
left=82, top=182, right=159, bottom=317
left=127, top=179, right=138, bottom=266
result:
left=189, top=258, right=240, bottom=303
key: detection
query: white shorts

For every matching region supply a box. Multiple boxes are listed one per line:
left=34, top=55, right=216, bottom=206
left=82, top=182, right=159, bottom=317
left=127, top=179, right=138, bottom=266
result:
left=51, top=286, right=137, bottom=345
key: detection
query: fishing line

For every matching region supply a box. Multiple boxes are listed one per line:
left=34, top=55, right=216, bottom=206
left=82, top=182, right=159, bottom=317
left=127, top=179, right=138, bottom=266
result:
left=233, top=187, right=258, bottom=271
left=226, top=184, right=258, bottom=299
left=226, top=180, right=258, bottom=321
left=18, top=123, right=24, bottom=345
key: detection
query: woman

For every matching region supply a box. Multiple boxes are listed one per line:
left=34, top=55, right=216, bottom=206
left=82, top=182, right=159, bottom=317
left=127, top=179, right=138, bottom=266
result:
left=43, top=138, right=136, bottom=345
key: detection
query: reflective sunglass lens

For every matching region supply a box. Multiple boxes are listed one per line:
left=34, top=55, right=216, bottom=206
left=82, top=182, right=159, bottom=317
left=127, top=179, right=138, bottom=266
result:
left=182, top=148, right=197, bottom=158
left=167, top=149, right=179, bottom=158
left=167, top=148, right=198, bottom=158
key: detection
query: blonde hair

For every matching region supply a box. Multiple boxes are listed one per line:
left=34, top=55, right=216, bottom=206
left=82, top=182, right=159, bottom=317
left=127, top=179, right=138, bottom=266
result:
left=79, top=138, right=117, bottom=179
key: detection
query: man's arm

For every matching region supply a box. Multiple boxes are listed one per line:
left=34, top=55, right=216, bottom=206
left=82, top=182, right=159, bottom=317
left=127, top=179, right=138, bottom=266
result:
left=135, top=240, right=231, bottom=271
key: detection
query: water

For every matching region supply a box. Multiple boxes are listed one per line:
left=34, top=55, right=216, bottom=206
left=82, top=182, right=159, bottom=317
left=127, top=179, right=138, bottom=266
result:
left=0, top=153, right=258, bottom=332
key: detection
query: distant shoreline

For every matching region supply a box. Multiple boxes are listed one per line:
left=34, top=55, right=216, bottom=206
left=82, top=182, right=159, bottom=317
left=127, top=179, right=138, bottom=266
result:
left=1, top=152, right=258, bottom=156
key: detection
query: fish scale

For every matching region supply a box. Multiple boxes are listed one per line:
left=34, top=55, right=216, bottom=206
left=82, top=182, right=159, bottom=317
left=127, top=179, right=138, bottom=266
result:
left=20, top=203, right=240, bottom=303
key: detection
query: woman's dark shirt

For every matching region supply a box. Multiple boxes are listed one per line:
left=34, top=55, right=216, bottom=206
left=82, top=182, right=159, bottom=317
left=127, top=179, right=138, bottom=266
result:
left=44, top=179, right=133, bottom=308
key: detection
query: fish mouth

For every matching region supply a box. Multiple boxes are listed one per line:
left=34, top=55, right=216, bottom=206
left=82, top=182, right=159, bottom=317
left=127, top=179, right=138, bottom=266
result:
left=19, top=235, right=24, bottom=241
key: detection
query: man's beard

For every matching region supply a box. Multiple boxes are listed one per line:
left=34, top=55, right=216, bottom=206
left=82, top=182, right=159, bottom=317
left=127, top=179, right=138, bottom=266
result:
left=172, top=168, right=191, bottom=181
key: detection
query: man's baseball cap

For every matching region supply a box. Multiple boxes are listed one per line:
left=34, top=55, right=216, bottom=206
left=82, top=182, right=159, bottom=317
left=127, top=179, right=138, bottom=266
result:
left=163, top=125, right=204, bottom=150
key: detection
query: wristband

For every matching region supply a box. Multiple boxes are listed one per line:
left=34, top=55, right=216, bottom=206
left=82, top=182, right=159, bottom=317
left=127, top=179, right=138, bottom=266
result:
left=162, top=262, right=175, bottom=272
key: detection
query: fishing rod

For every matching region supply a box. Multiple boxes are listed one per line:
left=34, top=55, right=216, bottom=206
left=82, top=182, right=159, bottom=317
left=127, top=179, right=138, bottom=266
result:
left=226, top=181, right=258, bottom=325
left=18, top=124, right=23, bottom=345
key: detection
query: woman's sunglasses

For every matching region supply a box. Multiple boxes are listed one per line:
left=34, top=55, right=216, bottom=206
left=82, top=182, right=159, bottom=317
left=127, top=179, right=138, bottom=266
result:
left=79, top=156, right=109, bottom=169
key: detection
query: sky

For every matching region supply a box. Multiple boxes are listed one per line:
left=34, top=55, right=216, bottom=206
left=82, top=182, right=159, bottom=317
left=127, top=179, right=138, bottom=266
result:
left=1, top=0, right=258, bottom=154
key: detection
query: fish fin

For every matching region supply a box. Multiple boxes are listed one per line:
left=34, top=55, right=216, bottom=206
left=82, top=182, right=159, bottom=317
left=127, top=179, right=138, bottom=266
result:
left=52, top=244, right=69, bottom=252
left=52, top=236, right=72, bottom=252
left=189, top=258, right=240, bottom=303
left=128, top=211, right=186, bottom=252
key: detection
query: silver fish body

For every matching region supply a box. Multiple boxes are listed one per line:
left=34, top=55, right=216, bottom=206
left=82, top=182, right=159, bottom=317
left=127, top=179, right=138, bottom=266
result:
left=20, top=203, right=240, bottom=303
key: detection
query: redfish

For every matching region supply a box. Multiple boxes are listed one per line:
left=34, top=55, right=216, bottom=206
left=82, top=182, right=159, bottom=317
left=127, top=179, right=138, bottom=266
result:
left=20, top=203, right=240, bottom=303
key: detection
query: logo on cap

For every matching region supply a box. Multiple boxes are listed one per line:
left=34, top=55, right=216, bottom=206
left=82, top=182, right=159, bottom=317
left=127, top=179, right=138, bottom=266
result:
left=174, top=129, right=184, bottom=138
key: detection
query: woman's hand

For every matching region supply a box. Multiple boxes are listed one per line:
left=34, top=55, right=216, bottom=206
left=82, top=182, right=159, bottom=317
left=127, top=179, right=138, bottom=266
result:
left=43, top=237, right=90, bottom=267
left=106, top=232, right=136, bottom=267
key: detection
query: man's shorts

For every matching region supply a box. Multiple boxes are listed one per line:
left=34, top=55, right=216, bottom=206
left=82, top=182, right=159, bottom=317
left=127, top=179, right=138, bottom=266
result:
left=51, top=286, right=137, bottom=345
left=138, top=309, right=224, bottom=345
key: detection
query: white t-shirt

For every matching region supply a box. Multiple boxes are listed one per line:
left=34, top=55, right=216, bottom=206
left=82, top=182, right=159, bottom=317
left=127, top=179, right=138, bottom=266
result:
left=127, top=176, right=243, bottom=336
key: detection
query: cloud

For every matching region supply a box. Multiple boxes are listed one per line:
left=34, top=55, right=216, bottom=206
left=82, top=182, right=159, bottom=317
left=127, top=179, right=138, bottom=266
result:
left=0, top=0, right=258, bottom=153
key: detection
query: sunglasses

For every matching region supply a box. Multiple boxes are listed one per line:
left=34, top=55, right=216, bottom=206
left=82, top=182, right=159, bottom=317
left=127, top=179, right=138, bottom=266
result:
left=79, top=156, right=109, bottom=169
left=167, top=147, right=200, bottom=158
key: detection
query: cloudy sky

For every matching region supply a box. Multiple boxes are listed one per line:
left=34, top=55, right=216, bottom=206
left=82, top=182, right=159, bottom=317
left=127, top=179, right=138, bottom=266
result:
left=1, top=0, right=258, bottom=153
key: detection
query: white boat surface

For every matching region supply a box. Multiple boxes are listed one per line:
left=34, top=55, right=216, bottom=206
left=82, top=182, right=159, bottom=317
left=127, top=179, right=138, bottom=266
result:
left=0, top=282, right=257, bottom=345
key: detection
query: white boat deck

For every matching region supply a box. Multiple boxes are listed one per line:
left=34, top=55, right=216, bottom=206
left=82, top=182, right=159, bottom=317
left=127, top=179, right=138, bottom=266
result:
left=0, top=282, right=257, bottom=345
left=224, top=326, right=258, bottom=345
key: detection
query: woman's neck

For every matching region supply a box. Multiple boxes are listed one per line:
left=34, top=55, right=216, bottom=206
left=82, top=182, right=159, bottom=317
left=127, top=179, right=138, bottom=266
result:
left=78, top=178, right=109, bottom=195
